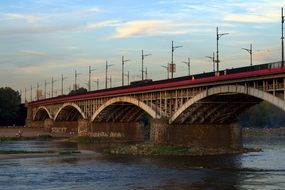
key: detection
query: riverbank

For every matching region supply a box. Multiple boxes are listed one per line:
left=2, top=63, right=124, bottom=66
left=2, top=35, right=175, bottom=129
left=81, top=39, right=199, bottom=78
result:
left=105, top=143, right=261, bottom=156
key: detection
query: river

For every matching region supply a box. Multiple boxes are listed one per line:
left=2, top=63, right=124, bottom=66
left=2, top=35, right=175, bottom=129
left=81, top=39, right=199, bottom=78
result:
left=0, top=137, right=284, bottom=190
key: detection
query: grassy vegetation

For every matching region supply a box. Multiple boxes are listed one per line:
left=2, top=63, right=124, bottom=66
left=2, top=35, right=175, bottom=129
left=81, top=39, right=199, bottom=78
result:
left=152, top=145, right=190, bottom=155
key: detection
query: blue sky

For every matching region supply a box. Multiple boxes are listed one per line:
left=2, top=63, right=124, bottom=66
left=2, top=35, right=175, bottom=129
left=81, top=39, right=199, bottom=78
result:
left=0, top=0, right=284, bottom=100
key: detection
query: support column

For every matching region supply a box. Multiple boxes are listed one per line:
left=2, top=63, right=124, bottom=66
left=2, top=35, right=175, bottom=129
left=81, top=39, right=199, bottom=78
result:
left=78, top=119, right=91, bottom=136
left=43, top=118, right=54, bottom=132
left=150, top=118, right=169, bottom=145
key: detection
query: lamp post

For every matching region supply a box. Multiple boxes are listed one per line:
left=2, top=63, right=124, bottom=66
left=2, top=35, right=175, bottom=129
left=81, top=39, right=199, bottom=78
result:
left=88, top=66, right=96, bottom=91
left=242, top=44, right=253, bottom=66
left=122, top=56, right=130, bottom=86
left=162, top=65, right=169, bottom=79
left=141, top=50, right=151, bottom=80
left=182, top=57, right=191, bottom=76
left=36, top=82, right=42, bottom=100
left=93, top=79, right=99, bottom=90
left=125, top=71, right=130, bottom=85
left=30, top=85, right=35, bottom=102
left=75, top=70, right=82, bottom=90
left=44, top=80, right=50, bottom=99
left=61, top=74, right=67, bottom=95
left=171, top=41, right=182, bottom=78
left=51, top=77, right=58, bottom=98
left=105, top=61, right=114, bottom=89
left=216, top=27, right=229, bottom=72
left=281, top=7, right=284, bottom=67
left=206, top=52, right=216, bottom=72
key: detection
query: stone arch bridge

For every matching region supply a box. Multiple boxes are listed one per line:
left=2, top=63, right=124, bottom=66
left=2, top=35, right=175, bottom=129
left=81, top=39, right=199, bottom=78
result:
left=27, top=66, right=285, bottom=150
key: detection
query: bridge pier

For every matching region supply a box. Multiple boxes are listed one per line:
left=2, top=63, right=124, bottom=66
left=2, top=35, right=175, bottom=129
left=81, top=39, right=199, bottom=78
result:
left=78, top=119, right=91, bottom=136
left=43, top=118, right=54, bottom=132
left=150, top=119, right=242, bottom=150
left=90, top=122, right=144, bottom=142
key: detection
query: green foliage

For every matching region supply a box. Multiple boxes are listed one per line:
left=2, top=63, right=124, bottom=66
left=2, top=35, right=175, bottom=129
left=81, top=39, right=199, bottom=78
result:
left=0, top=87, right=21, bottom=126
left=239, top=101, right=285, bottom=128
left=68, top=87, right=88, bottom=96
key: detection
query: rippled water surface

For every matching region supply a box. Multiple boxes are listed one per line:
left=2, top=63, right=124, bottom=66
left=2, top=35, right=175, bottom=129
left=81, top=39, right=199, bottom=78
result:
left=0, top=137, right=285, bottom=190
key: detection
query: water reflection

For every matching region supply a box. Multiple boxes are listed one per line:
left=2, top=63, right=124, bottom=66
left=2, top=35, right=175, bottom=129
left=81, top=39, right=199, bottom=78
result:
left=0, top=137, right=285, bottom=189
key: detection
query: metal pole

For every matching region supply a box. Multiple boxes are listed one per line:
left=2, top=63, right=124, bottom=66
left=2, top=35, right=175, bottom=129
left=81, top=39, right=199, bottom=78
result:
left=145, top=67, right=148, bottom=79
left=24, top=88, right=26, bottom=102
left=88, top=66, right=91, bottom=91
left=167, top=63, right=169, bottom=79
left=44, top=80, right=47, bottom=99
left=51, top=77, right=54, bottom=97
left=171, top=41, right=174, bottom=79
left=281, top=7, right=284, bottom=67
left=216, top=27, right=219, bottom=72
left=75, top=70, right=77, bottom=90
left=142, top=50, right=144, bottom=80
left=212, top=52, right=215, bottom=72
left=250, top=44, right=253, bottom=66
left=30, top=85, right=32, bottom=102
left=105, top=61, right=108, bottom=89
left=36, top=82, right=39, bottom=100
left=122, top=56, right=124, bottom=86
left=182, top=58, right=190, bottom=76
left=216, top=26, right=229, bottom=72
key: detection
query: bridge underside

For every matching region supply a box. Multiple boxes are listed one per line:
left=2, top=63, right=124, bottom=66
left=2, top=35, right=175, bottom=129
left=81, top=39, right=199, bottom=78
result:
left=91, top=103, right=149, bottom=142
left=173, top=93, right=261, bottom=125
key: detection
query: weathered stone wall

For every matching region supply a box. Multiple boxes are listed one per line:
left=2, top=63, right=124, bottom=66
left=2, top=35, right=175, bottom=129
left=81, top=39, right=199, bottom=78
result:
left=90, top=122, right=144, bottom=142
left=150, top=119, right=242, bottom=150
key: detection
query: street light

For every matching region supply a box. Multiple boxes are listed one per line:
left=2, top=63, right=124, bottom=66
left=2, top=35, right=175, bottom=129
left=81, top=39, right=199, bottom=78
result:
left=281, top=7, right=284, bottom=67
left=206, top=52, right=215, bottom=72
left=88, top=66, right=96, bottom=91
left=36, top=82, right=42, bottom=100
left=30, top=85, right=35, bottom=102
left=242, top=44, right=253, bottom=66
left=141, top=50, right=151, bottom=80
left=122, top=56, right=130, bottom=86
left=171, top=41, right=183, bottom=78
left=216, top=27, right=229, bottom=72
left=51, top=77, right=58, bottom=98
left=125, top=71, right=130, bottom=85
left=75, top=70, right=82, bottom=90
left=161, top=64, right=169, bottom=79
left=105, top=61, right=114, bottom=89
left=182, top=57, right=191, bottom=76
left=93, top=79, right=99, bottom=90
left=61, top=74, right=67, bottom=95
left=44, top=80, right=50, bottom=99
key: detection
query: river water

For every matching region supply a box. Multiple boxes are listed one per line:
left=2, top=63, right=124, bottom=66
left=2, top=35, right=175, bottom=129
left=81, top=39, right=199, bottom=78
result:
left=0, top=137, right=284, bottom=190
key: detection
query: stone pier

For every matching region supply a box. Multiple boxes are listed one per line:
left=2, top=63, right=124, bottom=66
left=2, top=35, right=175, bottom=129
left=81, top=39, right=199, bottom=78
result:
left=150, top=119, right=242, bottom=150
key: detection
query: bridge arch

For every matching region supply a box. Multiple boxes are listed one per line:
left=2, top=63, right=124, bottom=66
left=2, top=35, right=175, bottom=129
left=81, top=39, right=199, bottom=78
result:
left=91, top=96, right=160, bottom=122
left=54, top=103, right=86, bottom=121
left=33, top=106, right=52, bottom=121
left=170, top=85, right=285, bottom=124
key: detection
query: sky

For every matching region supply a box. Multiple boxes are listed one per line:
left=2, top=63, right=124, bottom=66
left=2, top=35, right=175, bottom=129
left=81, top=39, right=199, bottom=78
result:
left=0, top=0, right=284, bottom=101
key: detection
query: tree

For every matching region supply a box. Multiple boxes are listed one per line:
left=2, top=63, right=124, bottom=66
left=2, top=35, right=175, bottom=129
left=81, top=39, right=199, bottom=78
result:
left=0, top=87, right=21, bottom=126
left=68, top=87, right=88, bottom=96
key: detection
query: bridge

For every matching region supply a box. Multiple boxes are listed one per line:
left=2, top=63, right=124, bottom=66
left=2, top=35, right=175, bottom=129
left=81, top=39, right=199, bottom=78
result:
left=26, top=62, right=285, bottom=151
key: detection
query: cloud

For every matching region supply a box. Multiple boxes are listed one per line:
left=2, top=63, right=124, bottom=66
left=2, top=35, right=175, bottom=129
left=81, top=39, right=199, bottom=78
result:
left=113, top=20, right=189, bottom=38
left=4, top=13, right=40, bottom=23
left=87, top=20, right=121, bottom=29
left=224, top=11, right=279, bottom=23
left=18, top=50, right=47, bottom=56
